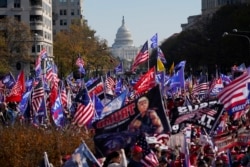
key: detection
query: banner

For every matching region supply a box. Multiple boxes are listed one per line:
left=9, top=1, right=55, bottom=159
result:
left=92, top=85, right=170, bottom=134
left=170, top=100, right=224, bottom=134
left=93, top=85, right=171, bottom=157
left=214, top=128, right=250, bottom=152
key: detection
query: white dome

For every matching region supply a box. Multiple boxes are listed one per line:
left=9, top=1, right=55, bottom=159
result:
left=112, top=16, right=134, bottom=48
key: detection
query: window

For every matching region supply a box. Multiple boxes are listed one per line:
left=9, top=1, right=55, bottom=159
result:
left=14, top=0, right=21, bottom=8
left=14, top=15, right=21, bottom=21
left=0, top=15, right=6, bottom=19
left=0, top=0, right=7, bottom=8
left=71, top=9, right=74, bottom=15
left=60, top=19, right=67, bottom=26
left=59, top=0, right=67, bottom=2
left=60, top=9, right=67, bottom=15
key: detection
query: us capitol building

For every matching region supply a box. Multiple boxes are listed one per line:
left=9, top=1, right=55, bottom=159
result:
left=110, top=16, right=140, bottom=70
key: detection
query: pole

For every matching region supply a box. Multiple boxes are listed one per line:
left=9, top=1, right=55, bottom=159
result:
left=34, top=33, right=38, bottom=58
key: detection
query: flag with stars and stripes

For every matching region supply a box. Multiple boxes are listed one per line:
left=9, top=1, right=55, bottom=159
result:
left=131, top=41, right=149, bottom=72
left=136, top=133, right=159, bottom=167
left=32, top=79, right=44, bottom=113
left=72, top=87, right=95, bottom=127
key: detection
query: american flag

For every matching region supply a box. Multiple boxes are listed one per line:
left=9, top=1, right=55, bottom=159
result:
left=233, top=109, right=247, bottom=120
left=192, top=82, right=209, bottom=95
left=60, top=87, right=67, bottom=108
left=137, top=134, right=159, bottom=167
left=158, top=47, right=167, bottom=64
left=32, top=79, right=44, bottom=113
left=105, top=77, right=116, bottom=94
left=131, top=41, right=149, bottom=72
left=200, top=108, right=217, bottom=116
left=40, top=48, right=48, bottom=59
left=45, top=63, right=53, bottom=82
left=72, top=88, right=95, bottom=127
left=218, top=69, right=250, bottom=114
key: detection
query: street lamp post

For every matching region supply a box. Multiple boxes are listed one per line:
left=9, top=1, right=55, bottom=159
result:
left=222, top=32, right=250, bottom=64
left=232, top=29, right=250, bottom=34
left=34, top=33, right=38, bottom=58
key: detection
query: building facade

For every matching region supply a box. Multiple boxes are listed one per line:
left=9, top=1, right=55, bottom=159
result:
left=202, top=0, right=250, bottom=14
left=110, top=16, right=139, bottom=71
left=182, top=0, right=250, bottom=31
left=0, top=0, right=53, bottom=76
left=52, top=0, right=84, bottom=35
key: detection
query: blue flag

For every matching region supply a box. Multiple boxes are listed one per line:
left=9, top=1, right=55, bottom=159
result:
left=25, top=79, right=33, bottom=92
left=51, top=95, right=64, bottom=127
left=115, top=78, right=123, bottom=95
left=150, top=33, right=158, bottom=49
left=101, top=90, right=127, bottom=117
left=18, top=91, right=31, bottom=115
left=2, top=72, right=16, bottom=89
left=114, top=62, right=123, bottom=74
left=64, top=142, right=101, bottom=167
left=93, top=95, right=104, bottom=118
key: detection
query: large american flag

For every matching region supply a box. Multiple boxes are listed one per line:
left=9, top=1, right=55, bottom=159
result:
left=131, top=41, right=149, bottom=72
left=137, top=134, right=159, bottom=167
left=32, top=79, right=44, bottom=113
left=218, top=69, right=250, bottom=114
left=72, top=88, right=95, bottom=127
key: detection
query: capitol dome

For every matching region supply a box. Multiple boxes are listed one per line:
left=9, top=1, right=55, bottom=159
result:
left=112, top=16, right=134, bottom=48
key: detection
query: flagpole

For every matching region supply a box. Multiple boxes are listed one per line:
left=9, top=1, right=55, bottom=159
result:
left=147, top=40, right=149, bottom=71
left=39, top=52, right=49, bottom=122
left=209, top=107, right=224, bottom=136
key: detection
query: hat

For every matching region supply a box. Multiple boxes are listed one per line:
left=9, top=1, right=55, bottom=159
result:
left=133, top=145, right=143, bottom=153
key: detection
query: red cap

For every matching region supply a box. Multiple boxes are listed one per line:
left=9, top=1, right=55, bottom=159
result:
left=133, top=145, right=143, bottom=153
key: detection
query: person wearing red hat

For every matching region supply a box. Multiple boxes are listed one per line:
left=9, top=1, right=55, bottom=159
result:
left=128, top=145, right=143, bottom=167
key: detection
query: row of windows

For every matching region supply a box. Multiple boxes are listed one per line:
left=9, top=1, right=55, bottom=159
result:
left=59, top=0, right=77, bottom=3
left=32, top=44, right=52, bottom=55
left=59, top=9, right=80, bottom=16
left=0, top=0, right=20, bottom=8
left=0, top=0, right=48, bottom=8
left=58, top=19, right=82, bottom=26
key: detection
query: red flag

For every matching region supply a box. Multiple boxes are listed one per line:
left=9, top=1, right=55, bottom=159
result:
left=5, top=71, right=25, bottom=102
left=133, top=67, right=156, bottom=94
left=49, top=83, right=58, bottom=108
